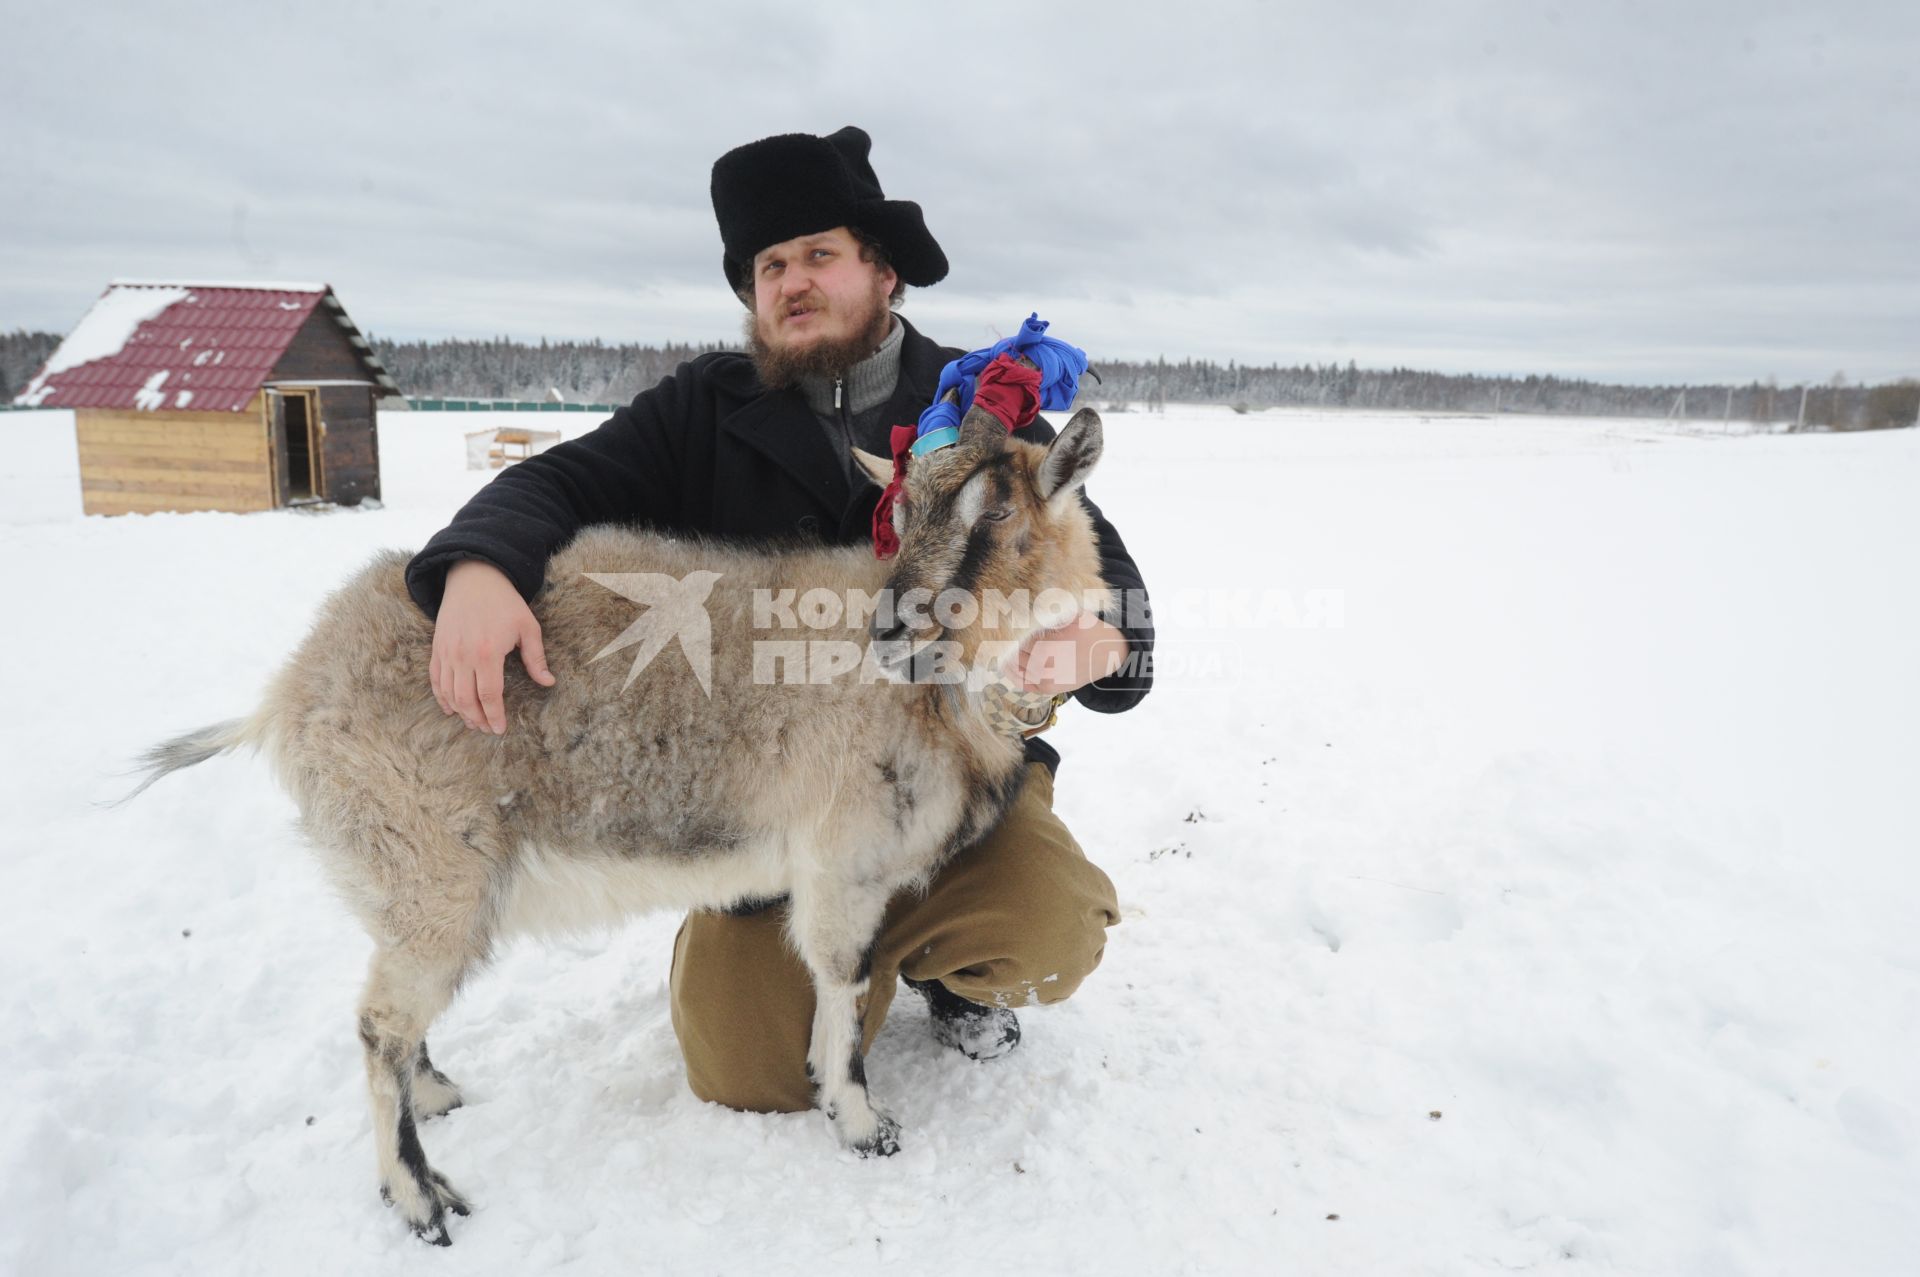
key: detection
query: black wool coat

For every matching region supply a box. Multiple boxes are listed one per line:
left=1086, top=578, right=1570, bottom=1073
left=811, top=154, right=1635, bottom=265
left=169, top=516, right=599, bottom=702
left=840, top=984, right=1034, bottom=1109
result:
left=404, top=318, right=1153, bottom=774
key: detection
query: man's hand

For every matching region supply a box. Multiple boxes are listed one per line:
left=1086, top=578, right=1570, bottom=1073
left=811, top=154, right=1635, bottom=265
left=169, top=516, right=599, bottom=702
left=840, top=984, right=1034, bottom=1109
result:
left=1012, top=614, right=1128, bottom=696
left=430, top=560, right=557, bottom=735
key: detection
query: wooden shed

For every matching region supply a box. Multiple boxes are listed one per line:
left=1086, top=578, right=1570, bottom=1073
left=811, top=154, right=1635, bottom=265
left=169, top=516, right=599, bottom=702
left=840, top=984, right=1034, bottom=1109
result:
left=14, top=281, right=400, bottom=515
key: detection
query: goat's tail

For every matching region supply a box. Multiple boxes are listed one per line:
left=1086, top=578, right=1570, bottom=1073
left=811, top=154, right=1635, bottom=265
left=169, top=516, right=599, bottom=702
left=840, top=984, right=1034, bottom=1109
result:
left=107, top=716, right=263, bottom=808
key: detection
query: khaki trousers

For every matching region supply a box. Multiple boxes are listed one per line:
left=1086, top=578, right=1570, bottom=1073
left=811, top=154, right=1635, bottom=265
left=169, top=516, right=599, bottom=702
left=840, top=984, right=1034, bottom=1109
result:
left=668, top=762, right=1119, bottom=1113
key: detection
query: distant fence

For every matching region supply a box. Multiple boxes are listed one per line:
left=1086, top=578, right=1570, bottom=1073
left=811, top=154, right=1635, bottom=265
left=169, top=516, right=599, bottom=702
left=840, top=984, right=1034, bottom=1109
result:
left=404, top=398, right=622, bottom=414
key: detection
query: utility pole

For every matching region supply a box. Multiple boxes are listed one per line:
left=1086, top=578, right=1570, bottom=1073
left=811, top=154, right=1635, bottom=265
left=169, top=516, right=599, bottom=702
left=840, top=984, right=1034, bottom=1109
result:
left=1797, top=385, right=1809, bottom=431
left=1723, top=387, right=1734, bottom=431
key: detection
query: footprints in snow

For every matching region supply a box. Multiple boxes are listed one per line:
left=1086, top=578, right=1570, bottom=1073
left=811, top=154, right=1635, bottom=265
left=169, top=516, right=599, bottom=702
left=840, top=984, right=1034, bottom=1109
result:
left=1149, top=807, right=1209, bottom=863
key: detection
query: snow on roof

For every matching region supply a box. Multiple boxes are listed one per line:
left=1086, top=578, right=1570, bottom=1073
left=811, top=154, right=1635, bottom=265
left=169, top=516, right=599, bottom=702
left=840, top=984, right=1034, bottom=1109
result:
left=108, top=278, right=329, bottom=292
left=16, top=286, right=191, bottom=406
left=12, top=282, right=397, bottom=413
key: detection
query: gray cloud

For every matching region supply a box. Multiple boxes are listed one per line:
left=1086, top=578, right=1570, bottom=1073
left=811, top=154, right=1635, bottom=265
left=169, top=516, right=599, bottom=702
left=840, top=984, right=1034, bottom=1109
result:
left=2, top=0, right=1914, bottom=384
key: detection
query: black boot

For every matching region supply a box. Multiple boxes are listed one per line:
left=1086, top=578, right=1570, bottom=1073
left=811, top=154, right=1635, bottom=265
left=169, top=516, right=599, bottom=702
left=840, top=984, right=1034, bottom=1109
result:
left=904, top=976, right=1021, bottom=1061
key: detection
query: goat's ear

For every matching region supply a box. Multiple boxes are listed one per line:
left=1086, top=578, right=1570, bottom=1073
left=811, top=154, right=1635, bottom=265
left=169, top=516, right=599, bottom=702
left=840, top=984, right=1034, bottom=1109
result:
left=958, top=404, right=1008, bottom=449
left=851, top=447, right=894, bottom=489
left=1034, top=409, right=1103, bottom=504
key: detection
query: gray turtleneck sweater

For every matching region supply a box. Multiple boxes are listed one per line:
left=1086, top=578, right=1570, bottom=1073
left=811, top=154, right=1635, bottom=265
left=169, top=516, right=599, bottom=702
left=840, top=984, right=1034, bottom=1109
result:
left=796, top=316, right=906, bottom=489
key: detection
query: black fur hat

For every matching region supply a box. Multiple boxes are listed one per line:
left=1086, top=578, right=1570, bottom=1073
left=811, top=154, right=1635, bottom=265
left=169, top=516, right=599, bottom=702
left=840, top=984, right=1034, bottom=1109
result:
left=711, top=126, right=949, bottom=296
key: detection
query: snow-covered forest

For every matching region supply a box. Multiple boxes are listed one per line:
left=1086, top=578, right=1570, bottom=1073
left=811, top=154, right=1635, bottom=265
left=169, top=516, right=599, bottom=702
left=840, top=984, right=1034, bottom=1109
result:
left=1084, top=358, right=1919, bottom=429
left=0, top=329, right=57, bottom=401
left=5, top=327, right=1916, bottom=428
left=368, top=335, right=729, bottom=406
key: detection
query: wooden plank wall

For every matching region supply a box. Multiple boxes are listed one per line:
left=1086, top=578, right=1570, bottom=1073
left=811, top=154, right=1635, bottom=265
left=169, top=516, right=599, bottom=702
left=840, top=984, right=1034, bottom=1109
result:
left=318, top=386, right=381, bottom=504
left=75, top=395, right=273, bottom=516
left=276, top=306, right=372, bottom=381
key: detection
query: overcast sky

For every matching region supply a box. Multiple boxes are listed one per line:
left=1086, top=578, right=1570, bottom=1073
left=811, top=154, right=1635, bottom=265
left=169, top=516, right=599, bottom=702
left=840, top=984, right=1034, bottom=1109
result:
left=2, top=0, right=1914, bottom=384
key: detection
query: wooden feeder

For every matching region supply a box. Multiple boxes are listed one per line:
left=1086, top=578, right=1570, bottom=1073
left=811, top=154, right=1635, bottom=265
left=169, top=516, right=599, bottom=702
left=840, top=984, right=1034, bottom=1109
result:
left=465, top=426, right=562, bottom=469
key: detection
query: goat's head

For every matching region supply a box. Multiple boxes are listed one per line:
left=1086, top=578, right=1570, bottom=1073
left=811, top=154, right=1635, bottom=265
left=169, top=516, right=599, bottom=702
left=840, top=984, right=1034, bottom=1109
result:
left=853, top=405, right=1113, bottom=681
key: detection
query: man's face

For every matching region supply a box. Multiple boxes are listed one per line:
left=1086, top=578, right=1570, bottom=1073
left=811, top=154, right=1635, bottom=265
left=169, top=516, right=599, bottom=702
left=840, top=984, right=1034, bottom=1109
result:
left=746, top=227, right=898, bottom=385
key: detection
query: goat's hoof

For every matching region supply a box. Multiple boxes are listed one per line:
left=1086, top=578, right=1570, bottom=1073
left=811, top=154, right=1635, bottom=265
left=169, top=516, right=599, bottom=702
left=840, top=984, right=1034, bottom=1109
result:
left=433, top=1171, right=472, bottom=1217
left=849, top=1111, right=903, bottom=1158
left=411, top=1218, right=454, bottom=1248
left=381, top=1169, right=471, bottom=1246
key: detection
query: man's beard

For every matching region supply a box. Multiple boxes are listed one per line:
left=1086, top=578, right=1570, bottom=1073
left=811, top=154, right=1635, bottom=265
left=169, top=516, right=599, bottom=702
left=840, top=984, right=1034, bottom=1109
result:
left=745, top=288, right=893, bottom=389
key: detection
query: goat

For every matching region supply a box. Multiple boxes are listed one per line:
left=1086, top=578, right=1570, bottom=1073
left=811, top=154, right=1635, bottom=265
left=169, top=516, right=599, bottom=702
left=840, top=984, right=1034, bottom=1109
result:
left=128, top=405, right=1110, bottom=1245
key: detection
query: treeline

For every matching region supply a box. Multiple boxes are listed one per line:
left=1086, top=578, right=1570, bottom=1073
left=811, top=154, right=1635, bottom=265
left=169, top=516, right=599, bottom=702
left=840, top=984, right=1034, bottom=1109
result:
left=0, top=330, right=60, bottom=401
left=6, top=326, right=1915, bottom=428
left=368, top=335, right=730, bottom=405
left=368, top=338, right=1919, bottom=428
left=1079, top=357, right=1920, bottom=430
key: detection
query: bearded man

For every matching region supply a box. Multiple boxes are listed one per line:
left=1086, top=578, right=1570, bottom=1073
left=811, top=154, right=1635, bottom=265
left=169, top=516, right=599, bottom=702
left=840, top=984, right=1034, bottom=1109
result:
left=404, top=126, right=1154, bottom=1113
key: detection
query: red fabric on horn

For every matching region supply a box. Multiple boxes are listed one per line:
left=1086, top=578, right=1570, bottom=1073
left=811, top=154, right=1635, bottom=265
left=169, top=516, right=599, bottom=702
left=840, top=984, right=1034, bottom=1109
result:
left=970, top=353, right=1044, bottom=430
left=871, top=423, right=918, bottom=558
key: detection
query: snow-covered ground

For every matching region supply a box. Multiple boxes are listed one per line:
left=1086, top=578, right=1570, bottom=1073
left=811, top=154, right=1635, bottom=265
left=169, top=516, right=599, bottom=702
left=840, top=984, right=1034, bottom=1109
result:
left=2, top=403, right=1917, bottom=1275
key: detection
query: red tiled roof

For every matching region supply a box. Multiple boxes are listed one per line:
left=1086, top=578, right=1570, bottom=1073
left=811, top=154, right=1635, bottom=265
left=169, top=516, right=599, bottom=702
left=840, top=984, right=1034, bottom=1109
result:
left=17, top=283, right=392, bottom=413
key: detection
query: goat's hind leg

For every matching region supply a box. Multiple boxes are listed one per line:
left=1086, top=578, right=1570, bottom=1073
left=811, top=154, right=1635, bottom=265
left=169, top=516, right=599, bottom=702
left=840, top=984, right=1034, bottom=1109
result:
left=359, top=941, right=478, bottom=1245
left=789, top=874, right=899, bottom=1156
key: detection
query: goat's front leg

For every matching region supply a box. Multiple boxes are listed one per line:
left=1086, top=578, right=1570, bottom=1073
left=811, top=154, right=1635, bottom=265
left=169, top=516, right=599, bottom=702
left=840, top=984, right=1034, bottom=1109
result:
left=787, top=872, right=899, bottom=1156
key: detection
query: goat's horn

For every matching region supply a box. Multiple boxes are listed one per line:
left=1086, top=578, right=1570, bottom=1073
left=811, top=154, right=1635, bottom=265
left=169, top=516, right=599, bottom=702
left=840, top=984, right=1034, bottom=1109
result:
left=955, top=352, right=1044, bottom=442
left=958, top=403, right=1007, bottom=445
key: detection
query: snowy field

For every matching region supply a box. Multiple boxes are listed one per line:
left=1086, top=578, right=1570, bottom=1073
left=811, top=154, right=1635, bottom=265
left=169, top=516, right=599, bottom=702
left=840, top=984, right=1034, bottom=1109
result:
left=3, top=402, right=1918, bottom=1275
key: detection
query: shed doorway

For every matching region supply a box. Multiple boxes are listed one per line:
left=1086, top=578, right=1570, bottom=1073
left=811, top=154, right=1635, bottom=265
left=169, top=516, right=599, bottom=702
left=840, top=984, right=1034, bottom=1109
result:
left=271, top=388, right=322, bottom=503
